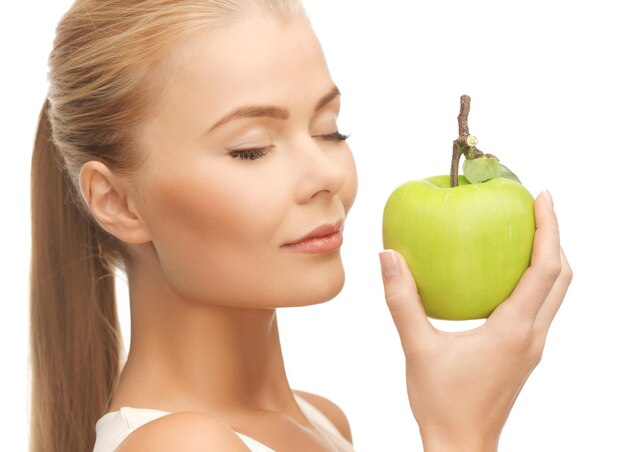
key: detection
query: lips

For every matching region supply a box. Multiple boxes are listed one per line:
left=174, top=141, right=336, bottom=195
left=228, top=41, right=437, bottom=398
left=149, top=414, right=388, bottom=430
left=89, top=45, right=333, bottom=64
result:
left=282, top=219, right=345, bottom=246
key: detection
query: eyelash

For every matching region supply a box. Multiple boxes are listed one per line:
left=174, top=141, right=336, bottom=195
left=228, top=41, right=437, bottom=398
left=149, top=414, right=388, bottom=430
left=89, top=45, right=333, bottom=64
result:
left=229, top=131, right=350, bottom=161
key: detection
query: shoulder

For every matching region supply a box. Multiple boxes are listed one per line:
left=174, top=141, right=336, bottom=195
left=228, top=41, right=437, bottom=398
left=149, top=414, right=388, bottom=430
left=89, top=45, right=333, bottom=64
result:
left=116, top=411, right=250, bottom=452
left=294, top=390, right=353, bottom=443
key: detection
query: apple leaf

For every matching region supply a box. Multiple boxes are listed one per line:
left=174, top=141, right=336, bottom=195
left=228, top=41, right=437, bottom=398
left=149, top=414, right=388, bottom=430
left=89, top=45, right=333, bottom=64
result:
left=498, top=163, right=521, bottom=183
left=462, top=156, right=501, bottom=183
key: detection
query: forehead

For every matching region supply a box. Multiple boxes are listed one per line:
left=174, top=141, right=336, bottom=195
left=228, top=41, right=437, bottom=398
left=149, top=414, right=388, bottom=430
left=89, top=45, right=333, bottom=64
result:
left=163, top=14, right=332, bottom=111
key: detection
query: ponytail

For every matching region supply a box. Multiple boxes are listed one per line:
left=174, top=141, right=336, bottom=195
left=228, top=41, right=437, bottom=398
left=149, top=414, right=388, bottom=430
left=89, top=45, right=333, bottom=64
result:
left=30, top=100, right=122, bottom=452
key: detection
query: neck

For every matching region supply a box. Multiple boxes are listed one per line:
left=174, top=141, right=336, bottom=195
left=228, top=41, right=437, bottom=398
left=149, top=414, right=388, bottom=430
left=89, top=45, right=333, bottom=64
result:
left=110, top=249, right=299, bottom=417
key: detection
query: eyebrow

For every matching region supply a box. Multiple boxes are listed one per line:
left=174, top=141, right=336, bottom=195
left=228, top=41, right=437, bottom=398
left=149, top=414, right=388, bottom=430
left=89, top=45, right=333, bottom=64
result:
left=208, top=86, right=341, bottom=132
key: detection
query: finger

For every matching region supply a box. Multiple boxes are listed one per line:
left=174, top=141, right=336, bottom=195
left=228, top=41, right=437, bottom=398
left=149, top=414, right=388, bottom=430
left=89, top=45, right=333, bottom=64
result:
left=535, top=248, right=573, bottom=336
left=379, top=249, right=434, bottom=356
left=506, top=191, right=562, bottom=320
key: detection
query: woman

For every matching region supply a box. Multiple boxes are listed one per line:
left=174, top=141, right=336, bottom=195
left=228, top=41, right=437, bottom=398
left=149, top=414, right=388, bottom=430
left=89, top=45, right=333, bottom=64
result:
left=30, top=0, right=572, bottom=451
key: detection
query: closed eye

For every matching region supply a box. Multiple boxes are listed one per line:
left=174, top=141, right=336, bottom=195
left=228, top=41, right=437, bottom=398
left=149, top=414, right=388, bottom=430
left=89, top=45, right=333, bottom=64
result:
left=317, top=131, right=350, bottom=141
left=229, top=145, right=273, bottom=160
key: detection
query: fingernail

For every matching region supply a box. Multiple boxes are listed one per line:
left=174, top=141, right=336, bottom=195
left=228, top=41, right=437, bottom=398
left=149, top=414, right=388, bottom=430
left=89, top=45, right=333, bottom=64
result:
left=543, top=190, right=554, bottom=211
left=379, top=250, right=400, bottom=279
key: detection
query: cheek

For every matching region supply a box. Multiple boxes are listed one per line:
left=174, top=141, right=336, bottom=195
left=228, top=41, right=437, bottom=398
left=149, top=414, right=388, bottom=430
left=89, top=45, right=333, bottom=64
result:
left=140, top=166, right=287, bottom=304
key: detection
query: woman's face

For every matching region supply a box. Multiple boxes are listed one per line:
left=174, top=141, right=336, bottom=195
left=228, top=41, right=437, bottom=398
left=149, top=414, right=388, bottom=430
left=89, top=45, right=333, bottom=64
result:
left=130, top=14, right=357, bottom=308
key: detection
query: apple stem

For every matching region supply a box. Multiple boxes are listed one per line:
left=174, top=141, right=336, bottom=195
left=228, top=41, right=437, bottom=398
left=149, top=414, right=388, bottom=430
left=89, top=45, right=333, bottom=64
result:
left=450, top=95, right=486, bottom=187
left=458, top=95, right=471, bottom=137
left=450, top=142, right=464, bottom=188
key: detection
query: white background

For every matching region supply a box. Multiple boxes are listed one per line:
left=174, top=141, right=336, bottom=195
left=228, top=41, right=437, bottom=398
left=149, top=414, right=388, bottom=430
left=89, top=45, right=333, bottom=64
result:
left=2, top=1, right=625, bottom=451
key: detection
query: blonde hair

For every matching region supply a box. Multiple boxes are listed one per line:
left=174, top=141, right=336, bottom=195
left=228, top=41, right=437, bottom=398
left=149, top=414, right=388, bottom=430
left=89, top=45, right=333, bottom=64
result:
left=30, top=1, right=304, bottom=451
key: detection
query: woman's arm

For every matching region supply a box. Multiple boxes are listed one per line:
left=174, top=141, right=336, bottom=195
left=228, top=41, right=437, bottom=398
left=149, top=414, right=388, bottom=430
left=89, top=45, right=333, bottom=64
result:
left=379, top=191, right=572, bottom=451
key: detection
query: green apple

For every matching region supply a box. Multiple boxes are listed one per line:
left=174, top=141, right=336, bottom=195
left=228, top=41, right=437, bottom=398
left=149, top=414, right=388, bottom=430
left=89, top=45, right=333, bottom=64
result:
left=382, top=175, right=535, bottom=320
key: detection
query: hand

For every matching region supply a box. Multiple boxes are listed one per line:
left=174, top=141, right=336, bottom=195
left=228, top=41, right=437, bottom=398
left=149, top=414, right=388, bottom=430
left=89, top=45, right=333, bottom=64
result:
left=379, top=191, right=572, bottom=452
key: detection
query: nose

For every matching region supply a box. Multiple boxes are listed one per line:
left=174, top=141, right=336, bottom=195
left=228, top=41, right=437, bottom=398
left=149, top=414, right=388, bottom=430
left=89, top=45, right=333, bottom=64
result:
left=294, top=135, right=346, bottom=204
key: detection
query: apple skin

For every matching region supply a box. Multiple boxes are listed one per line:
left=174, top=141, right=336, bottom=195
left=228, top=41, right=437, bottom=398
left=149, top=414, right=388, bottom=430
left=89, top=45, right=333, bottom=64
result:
left=382, top=175, right=535, bottom=320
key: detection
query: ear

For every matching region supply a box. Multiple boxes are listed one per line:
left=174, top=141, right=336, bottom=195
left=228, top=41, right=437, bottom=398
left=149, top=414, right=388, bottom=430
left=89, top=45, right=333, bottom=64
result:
left=79, top=161, right=151, bottom=244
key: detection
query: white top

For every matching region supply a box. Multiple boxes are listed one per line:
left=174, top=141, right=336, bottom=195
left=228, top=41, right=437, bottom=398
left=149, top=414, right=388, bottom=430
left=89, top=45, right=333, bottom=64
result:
left=93, top=393, right=355, bottom=451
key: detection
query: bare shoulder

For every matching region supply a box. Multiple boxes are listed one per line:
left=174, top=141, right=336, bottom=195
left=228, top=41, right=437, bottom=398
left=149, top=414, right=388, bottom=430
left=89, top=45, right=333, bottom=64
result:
left=294, top=390, right=353, bottom=443
left=116, top=411, right=250, bottom=452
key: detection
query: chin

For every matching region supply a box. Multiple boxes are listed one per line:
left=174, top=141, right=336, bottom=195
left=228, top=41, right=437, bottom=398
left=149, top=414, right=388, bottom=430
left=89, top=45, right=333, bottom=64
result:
left=284, top=254, right=346, bottom=307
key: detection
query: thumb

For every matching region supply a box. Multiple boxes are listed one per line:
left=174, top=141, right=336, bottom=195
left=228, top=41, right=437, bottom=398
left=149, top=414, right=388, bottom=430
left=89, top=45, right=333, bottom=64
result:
left=379, top=250, right=433, bottom=355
